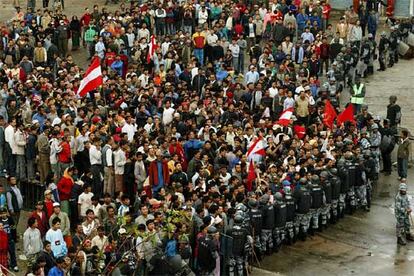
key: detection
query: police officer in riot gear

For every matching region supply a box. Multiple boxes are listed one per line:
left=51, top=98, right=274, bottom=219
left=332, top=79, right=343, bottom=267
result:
left=226, top=214, right=252, bottom=276
left=366, top=33, right=377, bottom=75
left=284, top=186, right=296, bottom=244
left=369, top=123, right=382, bottom=178
left=363, top=149, right=376, bottom=210
left=378, top=32, right=390, bottom=71
left=273, top=192, right=287, bottom=252
left=329, top=168, right=342, bottom=222
left=198, top=226, right=219, bottom=275
left=343, top=152, right=357, bottom=214
left=355, top=156, right=369, bottom=211
left=293, top=178, right=312, bottom=241
left=388, top=26, right=399, bottom=67
left=308, top=175, right=325, bottom=234
left=320, top=171, right=332, bottom=228
left=260, top=194, right=275, bottom=255
left=248, top=199, right=263, bottom=257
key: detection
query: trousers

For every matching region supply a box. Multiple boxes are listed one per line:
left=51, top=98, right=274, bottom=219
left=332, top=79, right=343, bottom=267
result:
left=310, top=208, right=321, bottom=229
left=397, top=158, right=408, bottom=179
left=260, top=229, right=273, bottom=252
left=355, top=185, right=367, bottom=206
left=396, top=216, right=410, bottom=238
left=104, top=167, right=115, bottom=196
left=228, top=255, right=244, bottom=276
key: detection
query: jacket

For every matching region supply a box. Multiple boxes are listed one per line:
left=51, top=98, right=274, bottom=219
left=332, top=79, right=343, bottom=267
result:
left=13, top=129, right=26, bottom=155
left=57, top=169, right=74, bottom=201
left=397, top=138, right=411, bottom=159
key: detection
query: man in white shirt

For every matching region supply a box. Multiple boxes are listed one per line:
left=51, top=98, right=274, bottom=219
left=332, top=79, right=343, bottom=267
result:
left=228, top=38, right=240, bottom=72
left=137, top=24, right=150, bottom=42
left=78, top=185, right=94, bottom=218
left=162, top=100, right=175, bottom=126
left=89, top=138, right=102, bottom=197
left=198, top=6, right=209, bottom=25
left=138, top=69, right=149, bottom=88
left=113, top=142, right=127, bottom=193
left=91, top=226, right=108, bottom=251
left=4, top=118, right=16, bottom=176
left=269, top=81, right=279, bottom=98
left=122, top=116, right=137, bottom=142
left=244, top=65, right=259, bottom=85
left=206, top=30, right=218, bottom=47
left=102, top=138, right=115, bottom=196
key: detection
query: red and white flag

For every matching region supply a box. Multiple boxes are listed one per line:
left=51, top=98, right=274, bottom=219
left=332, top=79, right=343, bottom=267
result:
left=77, top=57, right=103, bottom=97
left=276, top=107, right=294, bottom=126
left=147, top=35, right=159, bottom=63
left=246, top=160, right=255, bottom=192
left=246, top=136, right=266, bottom=160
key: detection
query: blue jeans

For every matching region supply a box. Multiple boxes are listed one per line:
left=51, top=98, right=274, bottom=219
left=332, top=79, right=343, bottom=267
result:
left=397, top=158, right=408, bottom=178
left=194, top=48, right=204, bottom=66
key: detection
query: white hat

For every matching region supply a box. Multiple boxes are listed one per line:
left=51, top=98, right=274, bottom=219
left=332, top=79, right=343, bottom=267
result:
left=52, top=118, right=62, bottom=126
left=118, top=228, right=127, bottom=235
left=53, top=202, right=60, bottom=207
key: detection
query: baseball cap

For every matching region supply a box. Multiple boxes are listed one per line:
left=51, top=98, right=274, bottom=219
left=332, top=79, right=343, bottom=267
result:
left=53, top=202, right=60, bottom=207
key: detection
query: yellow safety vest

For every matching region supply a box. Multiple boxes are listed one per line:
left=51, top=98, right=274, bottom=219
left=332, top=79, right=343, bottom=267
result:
left=351, top=84, right=364, bottom=105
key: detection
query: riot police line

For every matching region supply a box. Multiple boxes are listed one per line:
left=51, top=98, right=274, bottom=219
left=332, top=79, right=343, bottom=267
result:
left=215, top=149, right=379, bottom=276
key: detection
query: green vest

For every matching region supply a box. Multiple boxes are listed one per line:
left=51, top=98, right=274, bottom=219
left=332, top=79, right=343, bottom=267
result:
left=351, top=84, right=364, bottom=104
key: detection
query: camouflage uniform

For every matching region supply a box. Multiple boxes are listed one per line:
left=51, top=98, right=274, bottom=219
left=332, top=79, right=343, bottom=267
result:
left=395, top=189, right=411, bottom=242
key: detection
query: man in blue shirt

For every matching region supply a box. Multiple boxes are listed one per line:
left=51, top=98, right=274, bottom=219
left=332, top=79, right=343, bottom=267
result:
left=48, top=256, right=65, bottom=276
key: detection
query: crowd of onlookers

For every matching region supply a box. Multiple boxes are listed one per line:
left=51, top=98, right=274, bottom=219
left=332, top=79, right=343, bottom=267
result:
left=0, top=0, right=413, bottom=275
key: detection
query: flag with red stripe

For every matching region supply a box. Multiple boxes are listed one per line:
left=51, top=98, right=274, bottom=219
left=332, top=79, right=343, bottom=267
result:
left=275, top=107, right=294, bottom=126
left=147, top=35, right=159, bottom=63
left=246, top=136, right=266, bottom=160
left=246, top=160, right=255, bottom=192
left=77, top=57, right=103, bottom=97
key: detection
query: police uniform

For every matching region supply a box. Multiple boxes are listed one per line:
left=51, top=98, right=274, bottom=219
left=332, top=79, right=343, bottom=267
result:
left=260, top=195, right=275, bottom=254
left=308, top=176, right=324, bottom=232
left=329, top=168, right=341, bottom=222
left=320, top=172, right=332, bottom=226
left=273, top=193, right=287, bottom=250
left=293, top=180, right=312, bottom=239
left=284, top=187, right=296, bottom=243
left=226, top=215, right=251, bottom=276
left=248, top=200, right=263, bottom=255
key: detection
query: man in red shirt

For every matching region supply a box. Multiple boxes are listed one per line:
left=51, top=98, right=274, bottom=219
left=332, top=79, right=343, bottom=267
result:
left=322, top=1, right=332, bottom=30
left=80, top=8, right=92, bottom=47
left=192, top=27, right=206, bottom=66
left=319, top=37, right=330, bottom=74
left=57, top=130, right=72, bottom=179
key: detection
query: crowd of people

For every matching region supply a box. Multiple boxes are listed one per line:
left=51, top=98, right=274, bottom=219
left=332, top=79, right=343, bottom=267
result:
left=0, top=0, right=413, bottom=275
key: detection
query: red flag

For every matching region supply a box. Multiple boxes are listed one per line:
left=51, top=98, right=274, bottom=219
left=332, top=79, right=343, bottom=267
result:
left=246, top=160, right=255, bottom=192
left=77, top=57, right=103, bottom=97
left=323, top=100, right=337, bottom=129
left=294, top=125, right=306, bottom=139
left=275, top=108, right=294, bottom=126
left=337, top=104, right=355, bottom=126
left=147, top=35, right=159, bottom=63
left=246, top=136, right=266, bottom=159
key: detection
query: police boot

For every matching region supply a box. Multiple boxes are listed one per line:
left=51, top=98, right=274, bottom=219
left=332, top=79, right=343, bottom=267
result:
left=398, top=237, right=407, bottom=245
left=406, top=234, right=414, bottom=242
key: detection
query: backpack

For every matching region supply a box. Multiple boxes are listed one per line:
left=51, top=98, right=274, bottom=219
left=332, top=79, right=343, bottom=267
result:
left=380, top=134, right=395, bottom=152
left=395, top=109, right=402, bottom=124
